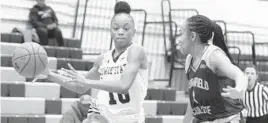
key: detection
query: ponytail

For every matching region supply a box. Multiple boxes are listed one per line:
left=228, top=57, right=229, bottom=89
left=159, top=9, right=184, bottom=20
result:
left=212, top=23, right=235, bottom=64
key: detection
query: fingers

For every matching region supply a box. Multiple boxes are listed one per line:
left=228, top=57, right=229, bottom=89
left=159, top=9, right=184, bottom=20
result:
left=67, top=63, right=76, bottom=72
left=61, top=68, right=76, bottom=77
left=221, top=92, right=230, bottom=97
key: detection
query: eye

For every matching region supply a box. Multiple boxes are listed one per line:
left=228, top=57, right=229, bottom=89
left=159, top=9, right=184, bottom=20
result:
left=113, top=27, right=119, bottom=31
left=124, top=28, right=129, bottom=31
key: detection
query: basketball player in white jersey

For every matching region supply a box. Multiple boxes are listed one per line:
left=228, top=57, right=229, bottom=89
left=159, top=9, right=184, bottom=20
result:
left=36, top=1, right=148, bottom=123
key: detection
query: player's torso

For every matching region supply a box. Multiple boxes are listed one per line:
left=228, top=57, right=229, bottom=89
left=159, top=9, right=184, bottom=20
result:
left=186, top=45, right=243, bottom=121
left=97, top=46, right=148, bottom=117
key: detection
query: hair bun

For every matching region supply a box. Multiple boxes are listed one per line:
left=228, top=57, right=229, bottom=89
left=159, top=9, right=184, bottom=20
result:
left=114, top=1, right=131, bottom=14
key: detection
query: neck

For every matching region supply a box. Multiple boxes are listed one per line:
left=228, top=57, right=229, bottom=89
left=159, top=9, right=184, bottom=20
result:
left=190, top=43, right=208, bottom=60
left=114, top=43, right=132, bottom=55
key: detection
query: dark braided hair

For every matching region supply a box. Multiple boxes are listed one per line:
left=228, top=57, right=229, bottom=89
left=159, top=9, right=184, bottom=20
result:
left=111, top=1, right=134, bottom=26
left=114, top=1, right=131, bottom=14
left=187, top=15, right=235, bottom=64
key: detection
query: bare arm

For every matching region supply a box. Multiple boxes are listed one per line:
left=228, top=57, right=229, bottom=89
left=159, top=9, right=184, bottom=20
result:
left=183, top=101, right=194, bottom=123
left=82, top=45, right=146, bottom=94
left=47, top=71, right=87, bottom=94
left=210, top=50, right=248, bottom=94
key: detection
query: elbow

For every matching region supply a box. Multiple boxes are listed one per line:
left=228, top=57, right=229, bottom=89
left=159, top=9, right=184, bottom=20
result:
left=118, top=84, right=131, bottom=94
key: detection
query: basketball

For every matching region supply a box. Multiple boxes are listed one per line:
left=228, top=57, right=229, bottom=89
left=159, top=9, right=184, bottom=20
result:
left=12, top=42, right=48, bottom=78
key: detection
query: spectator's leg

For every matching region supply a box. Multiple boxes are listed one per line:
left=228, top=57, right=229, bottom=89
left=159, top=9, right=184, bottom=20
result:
left=53, top=28, right=64, bottom=46
left=36, top=28, right=48, bottom=45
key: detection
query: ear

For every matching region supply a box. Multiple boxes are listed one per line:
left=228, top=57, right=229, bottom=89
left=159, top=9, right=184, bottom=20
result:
left=191, top=31, right=197, bottom=43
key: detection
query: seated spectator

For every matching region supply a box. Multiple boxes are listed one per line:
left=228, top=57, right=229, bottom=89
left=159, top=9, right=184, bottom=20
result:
left=29, top=0, right=64, bottom=46
left=60, top=95, right=92, bottom=123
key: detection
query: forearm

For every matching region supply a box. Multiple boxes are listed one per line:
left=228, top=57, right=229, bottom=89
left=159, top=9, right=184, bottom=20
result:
left=47, top=72, right=88, bottom=94
left=183, top=102, right=194, bottom=123
left=235, top=72, right=248, bottom=92
left=85, top=79, right=127, bottom=94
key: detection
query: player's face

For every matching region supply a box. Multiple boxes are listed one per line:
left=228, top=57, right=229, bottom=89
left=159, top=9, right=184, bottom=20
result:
left=245, top=67, right=258, bottom=87
left=111, top=14, right=135, bottom=48
left=176, top=21, right=193, bottom=55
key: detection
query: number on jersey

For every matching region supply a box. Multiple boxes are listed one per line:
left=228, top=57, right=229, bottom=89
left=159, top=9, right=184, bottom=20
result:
left=109, top=92, right=130, bottom=105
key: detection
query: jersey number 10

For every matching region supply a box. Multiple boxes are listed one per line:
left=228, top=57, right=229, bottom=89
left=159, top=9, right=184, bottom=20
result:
left=109, top=92, right=130, bottom=105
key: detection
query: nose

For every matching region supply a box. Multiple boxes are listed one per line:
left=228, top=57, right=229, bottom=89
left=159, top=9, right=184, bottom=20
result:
left=117, top=28, right=124, bottom=36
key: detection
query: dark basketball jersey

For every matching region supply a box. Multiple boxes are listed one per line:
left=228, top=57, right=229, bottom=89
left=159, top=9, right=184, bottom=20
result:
left=185, top=45, right=243, bottom=121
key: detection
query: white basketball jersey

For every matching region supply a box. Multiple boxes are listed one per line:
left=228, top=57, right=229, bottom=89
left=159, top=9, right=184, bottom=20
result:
left=97, top=45, right=148, bottom=123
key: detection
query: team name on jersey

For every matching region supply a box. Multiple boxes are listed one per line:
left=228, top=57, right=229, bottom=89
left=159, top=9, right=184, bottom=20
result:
left=189, top=77, right=209, bottom=91
left=193, top=106, right=212, bottom=115
left=99, top=64, right=127, bottom=75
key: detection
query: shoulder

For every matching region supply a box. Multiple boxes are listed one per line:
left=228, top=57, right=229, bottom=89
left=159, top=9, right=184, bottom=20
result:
left=93, top=54, right=105, bottom=67
left=129, top=44, right=145, bottom=53
left=128, top=44, right=146, bottom=59
left=207, top=47, right=229, bottom=69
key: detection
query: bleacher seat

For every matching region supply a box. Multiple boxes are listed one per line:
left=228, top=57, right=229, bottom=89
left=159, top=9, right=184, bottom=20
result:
left=9, top=82, right=25, bottom=97
left=25, top=82, right=60, bottom=99
left=61, top=98, right=78, bottom=114
left=28, top=116, right=46, bottom=123
left=44, top=46, right=56, bottom=57
left=55, top=47, right=70, bottom=58
left=146, top=88, right=163, bottom=100
left=45, top=115, right=62, bottom=123
left=10, top=33, right=23, bottom=43
left=1, top=114, right=184, bottom=123
left=45, top=99, right=62, bottom=114
left=170, top=102, right=187, bottom=115
left=1, top=116, right=8, bottom=123
left=56, top=58, right=69, bottom=69
left=70, top=48, right=83, bottom=59
left=1, top=54, right=12, bottom=67
left=65, top=38, right=81, bottom=48
left=1, top=33, right=10, bottom=42
left=8, top=115, right=28, bottom=123
left=1, top=42, right=18, bottom=55
left=143, top=100, right=157, bottom=115
left=1, top=97, right=45, bottom=115
left=157, top=101, right=172, bottom=115
left=71, top=59, right=87, bottom=71
left=162, top=88, right=176, bottom=101
left=145, top=116, right=162, bottom=123
left=162, top=116, right=184, bottom=123
left=60, top=86, right=78, bottom=98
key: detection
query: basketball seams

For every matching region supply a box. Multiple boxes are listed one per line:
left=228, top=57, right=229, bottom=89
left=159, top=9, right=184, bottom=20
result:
left=12, top=47, right=31, bottom=62
left=18, top=44, right=32, bottom=74
left=30, top=42, right=37, bottom=78
left=38, top=46, right=46, bottom=69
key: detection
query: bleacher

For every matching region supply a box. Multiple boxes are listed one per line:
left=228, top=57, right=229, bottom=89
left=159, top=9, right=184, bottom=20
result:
left=1, top=0, right=268, bottom=123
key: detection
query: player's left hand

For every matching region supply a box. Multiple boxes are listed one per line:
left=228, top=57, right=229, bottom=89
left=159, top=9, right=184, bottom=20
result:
left=221, top=86, right=244, bottom=99
left=61, top=63, right=87, bottom=85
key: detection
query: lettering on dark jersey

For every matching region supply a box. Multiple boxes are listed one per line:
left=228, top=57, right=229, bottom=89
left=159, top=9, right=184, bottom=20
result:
left=189, top=77, right=209, bottom=91
left=193, top=106, right=212, bottom=115
left=99, top=64, right=127, bottom=75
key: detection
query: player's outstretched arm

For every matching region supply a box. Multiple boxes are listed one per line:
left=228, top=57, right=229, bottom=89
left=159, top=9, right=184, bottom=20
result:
left=183, top=101, right=194, bottom=123
left=63, top=45, right=146, bottom=94
left=209, top=50, right=248, bottom=99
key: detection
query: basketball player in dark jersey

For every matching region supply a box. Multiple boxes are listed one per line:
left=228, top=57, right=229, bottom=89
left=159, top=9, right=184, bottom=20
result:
left=176, top=15, right=248, bottom=123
